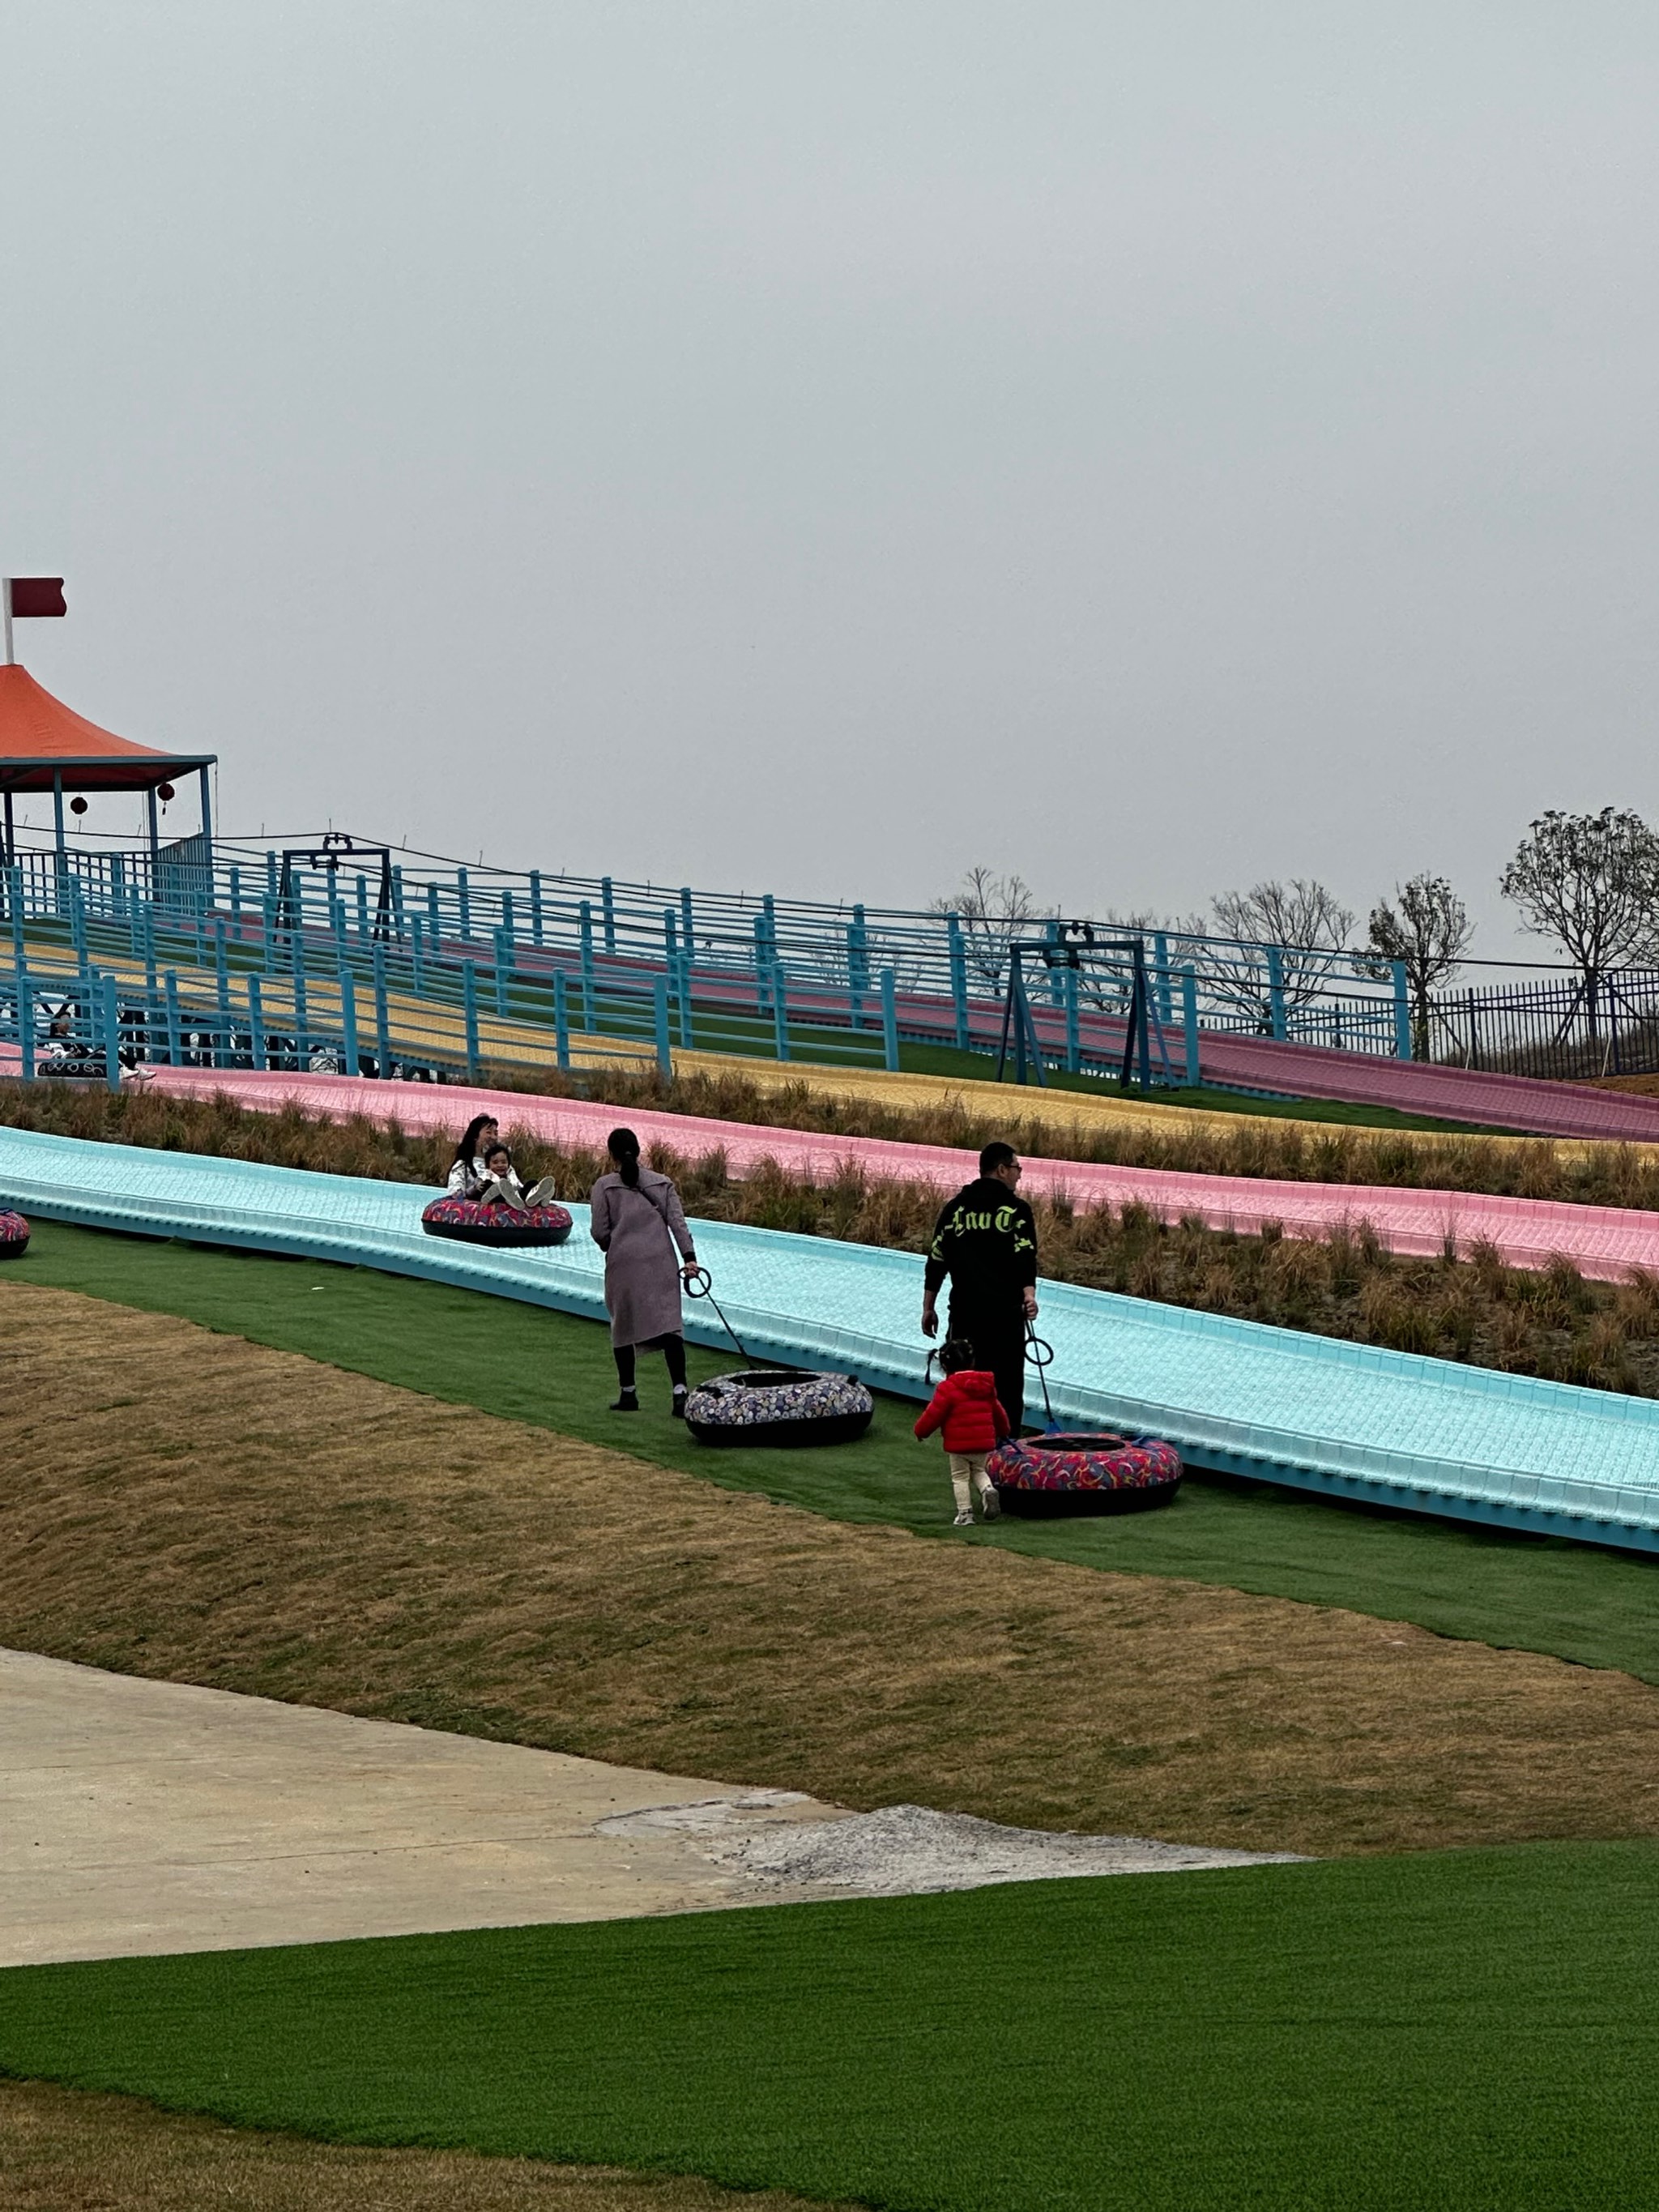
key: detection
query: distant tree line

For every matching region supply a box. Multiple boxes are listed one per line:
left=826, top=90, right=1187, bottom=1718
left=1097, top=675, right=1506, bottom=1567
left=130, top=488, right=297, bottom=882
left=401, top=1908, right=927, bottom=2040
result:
left=934, top=807, right=1659, bottom=1059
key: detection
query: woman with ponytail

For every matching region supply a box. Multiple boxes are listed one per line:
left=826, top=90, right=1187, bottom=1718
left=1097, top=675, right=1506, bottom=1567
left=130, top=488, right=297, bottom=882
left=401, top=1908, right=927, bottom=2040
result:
left=589, top=1127, right=699, bottom=1415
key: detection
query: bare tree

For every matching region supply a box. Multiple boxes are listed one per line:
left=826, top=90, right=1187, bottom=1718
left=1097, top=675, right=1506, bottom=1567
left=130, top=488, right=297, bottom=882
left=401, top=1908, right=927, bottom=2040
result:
left=930, top=866, right=1046, bottom=991
left=1363, top=875, right=1474, bottom=1059
left=1206, top=878, right=1356, bottom=1031
left=1499, top=809, right=1659, bottom=1031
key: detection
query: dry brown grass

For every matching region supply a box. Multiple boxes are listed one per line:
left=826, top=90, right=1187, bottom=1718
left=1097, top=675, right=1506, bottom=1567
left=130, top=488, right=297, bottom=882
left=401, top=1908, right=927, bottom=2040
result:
left=8, top=1282, right=1659, bottom=1858
left=0, top=2076, right=826, bottom=2212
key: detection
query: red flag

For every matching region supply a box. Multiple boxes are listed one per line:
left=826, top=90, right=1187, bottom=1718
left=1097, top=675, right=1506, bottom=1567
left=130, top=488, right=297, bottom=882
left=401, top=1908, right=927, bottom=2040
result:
left=7, top=578, right=66, bottom=617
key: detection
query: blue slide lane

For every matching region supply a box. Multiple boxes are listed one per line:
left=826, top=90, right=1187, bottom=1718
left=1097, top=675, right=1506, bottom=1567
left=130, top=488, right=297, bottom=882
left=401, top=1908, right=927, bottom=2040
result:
left=3, top=1125, right=1657, bottom=1554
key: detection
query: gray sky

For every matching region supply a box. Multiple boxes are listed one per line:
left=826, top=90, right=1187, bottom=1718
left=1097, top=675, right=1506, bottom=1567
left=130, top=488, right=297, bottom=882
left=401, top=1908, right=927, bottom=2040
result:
left=2, top=3, right=1656, bottom=962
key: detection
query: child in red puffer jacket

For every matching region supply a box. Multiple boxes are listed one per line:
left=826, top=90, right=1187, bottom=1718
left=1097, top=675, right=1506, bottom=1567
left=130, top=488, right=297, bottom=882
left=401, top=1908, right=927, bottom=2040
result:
left=914, top=1337, right=1012, bottom=1527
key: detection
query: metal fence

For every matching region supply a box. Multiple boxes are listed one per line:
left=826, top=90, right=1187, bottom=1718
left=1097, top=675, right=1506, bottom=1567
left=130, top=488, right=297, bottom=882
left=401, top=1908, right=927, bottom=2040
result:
left=13, top=824, right=1658, bottom=1090
left=0, top=829, right=1412, bottom=1076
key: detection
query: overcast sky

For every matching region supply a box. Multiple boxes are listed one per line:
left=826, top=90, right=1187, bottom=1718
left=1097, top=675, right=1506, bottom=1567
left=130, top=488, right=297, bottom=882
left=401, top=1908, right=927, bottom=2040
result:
left=2, top=4, right=1655, bottom=962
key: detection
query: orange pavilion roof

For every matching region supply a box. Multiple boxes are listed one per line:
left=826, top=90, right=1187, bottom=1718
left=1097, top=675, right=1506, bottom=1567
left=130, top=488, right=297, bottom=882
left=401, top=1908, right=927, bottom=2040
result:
left=0, top=663, right=215, bottom=793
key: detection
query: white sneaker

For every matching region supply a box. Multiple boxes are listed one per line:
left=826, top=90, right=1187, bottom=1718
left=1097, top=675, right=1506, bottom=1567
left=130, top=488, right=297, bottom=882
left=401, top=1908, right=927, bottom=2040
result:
left=979, top=1488, right=1001, bottom=1520
left=952, top=1510, right=974, bottom=1527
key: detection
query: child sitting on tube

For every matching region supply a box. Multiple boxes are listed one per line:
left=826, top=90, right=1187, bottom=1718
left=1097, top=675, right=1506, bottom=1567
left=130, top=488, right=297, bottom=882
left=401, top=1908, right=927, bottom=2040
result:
left=472, top=1142, right=558, bottom=1214
left=913, top=1336, right=1009, bottom=1527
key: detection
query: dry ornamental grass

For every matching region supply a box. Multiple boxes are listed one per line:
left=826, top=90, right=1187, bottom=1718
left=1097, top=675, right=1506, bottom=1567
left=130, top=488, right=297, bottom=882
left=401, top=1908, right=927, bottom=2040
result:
left=4, top=1282, right=1659, bottom=1860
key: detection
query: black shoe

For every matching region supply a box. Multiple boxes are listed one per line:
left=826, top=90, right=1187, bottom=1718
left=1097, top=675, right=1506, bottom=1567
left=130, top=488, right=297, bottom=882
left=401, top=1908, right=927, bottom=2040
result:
left=671, top=1388, right=689, bottom=1420
left=611, top=1390, right=639, bottom=1413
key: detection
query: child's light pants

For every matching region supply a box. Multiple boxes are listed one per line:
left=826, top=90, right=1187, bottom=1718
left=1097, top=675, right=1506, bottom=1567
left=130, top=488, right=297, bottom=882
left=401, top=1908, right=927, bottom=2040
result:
left=949, top=1450, right=995, bottom=1515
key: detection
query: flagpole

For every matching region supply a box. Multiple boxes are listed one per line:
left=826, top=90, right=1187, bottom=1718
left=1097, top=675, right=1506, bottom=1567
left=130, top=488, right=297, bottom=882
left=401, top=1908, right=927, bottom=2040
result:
left=2, top=582, right=12, bottom=666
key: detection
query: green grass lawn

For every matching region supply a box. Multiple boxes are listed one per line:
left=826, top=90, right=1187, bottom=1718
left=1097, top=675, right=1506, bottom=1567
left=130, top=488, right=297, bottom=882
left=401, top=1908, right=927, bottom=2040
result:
left=3, top=1843, right=1657, bottom=2211
left=15, top=1219, right=1659, bottom=1681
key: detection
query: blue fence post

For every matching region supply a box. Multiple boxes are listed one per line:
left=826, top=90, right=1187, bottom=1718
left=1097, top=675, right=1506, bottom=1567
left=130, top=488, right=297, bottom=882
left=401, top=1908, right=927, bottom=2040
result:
left=98, top=971, right=121, bottom=1092
left=493, top=927, right=512, bottom=1018
left=16, top=958, right=32, bottom=1081
left=553, top=969, right=570, bottom=1073
left=846, top=925, right=864, bottom=1031
left=463, top=959, right=480, bottom=1081
left=500, top=887, right=514, bottom=951
left=1064, top=963, right=1081, bottom=1074
left=214, top=917, right=231, bottom=1065
left=457, top=867, right=471, bottom=942
left=355, top=873, right=370, bottom=944
left=653, top=973, right=672, bottom=1077
left=1181, top=967, right=1201, bottom=1087
left=426, top=881, right=441, bottom=952
left=680, top=886, right=694, bottom=963
left=753, top=914, right=770, bottom=1014
left=880, top=967, right=900, bottom=1071
left=1045, top=918, right=1064, bottom=1006
left=340, top=970, right=360, bottom=1078
left=578, top=902, right=596, bottom=1030
left=293, top=970, right=309, bottom=1065
left=229, top=863, right=242, bottom=940
left=663, top=905, right=678, bottom=969
left=248, top=973, right=267, bottom=1071
left=1266, top=944, right=1288, bottom=1041
left=374, top=942, right=390, bottom=1074
left=70, top=881, right=87, bottom=970
left=1392, top=959, right=1412, bottom=1059
left=411, top=914, right=424, bottom=995
left=600, top=876, right=616, bottom=954
left=265, top=850, right=279, bottom=903
left=677, top=947, right=695, bottom=1050
left=164, top=970, right=181, bottom=1066
left=1154, top=932, right=1173, bottom=1027
left=529, top=871, right=544, bottom=947
left=391, top=865, right=405, bottom=941
left=9, top=865, right=23, bottom=975
left=772, top=964, right=791, bottom=1062
left=113, top=855, right=129, bottom=932
left=947, top=912, right=969, bottom=1048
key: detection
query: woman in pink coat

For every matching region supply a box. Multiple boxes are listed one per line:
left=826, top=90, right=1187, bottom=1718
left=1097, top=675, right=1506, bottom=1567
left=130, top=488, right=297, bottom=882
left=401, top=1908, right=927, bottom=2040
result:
left=589, top=1127, right=699, bottom=1416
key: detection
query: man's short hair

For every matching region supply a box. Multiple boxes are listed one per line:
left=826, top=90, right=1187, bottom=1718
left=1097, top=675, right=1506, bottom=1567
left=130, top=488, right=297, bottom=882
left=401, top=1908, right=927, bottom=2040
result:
left=979, top=1141, right=1018, bottom=1177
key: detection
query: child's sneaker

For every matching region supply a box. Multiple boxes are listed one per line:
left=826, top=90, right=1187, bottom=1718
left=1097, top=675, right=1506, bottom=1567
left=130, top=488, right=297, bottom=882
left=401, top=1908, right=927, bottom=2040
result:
left=979, top=1488, right=1001, bottom=1519
left=953, top=1510, right=974, bottom=1527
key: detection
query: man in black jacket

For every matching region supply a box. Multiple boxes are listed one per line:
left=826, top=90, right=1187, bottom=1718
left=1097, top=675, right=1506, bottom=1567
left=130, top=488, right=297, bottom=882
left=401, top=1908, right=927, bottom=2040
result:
left=921, top=1140, right=1039, bottom=1434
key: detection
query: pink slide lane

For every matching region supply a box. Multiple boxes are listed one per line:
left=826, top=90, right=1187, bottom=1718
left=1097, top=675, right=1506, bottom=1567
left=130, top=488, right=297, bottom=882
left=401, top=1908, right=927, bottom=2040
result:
left=129, top=1066, right=1659, bottom=1284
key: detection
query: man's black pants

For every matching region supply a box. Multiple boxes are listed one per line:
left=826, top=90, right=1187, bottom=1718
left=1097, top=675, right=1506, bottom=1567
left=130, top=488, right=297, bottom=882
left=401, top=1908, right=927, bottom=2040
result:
left=948, top=1299, right=1026, bottom=1435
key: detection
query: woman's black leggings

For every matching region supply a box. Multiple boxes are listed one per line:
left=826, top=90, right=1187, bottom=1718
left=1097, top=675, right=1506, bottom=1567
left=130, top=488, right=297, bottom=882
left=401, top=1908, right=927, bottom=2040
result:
left=614, top=1333, right=688, bottom=1390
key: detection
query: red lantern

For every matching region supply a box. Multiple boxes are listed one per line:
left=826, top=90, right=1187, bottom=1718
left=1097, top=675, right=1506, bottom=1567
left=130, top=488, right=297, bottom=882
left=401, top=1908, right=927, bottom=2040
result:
left=156, top=782, right=174, bottom=802
left=70, top=796, right=87, bottom=816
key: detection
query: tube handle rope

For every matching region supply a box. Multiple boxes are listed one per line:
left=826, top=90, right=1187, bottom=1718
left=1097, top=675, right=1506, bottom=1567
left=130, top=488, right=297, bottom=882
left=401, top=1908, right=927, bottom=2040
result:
left=684, top=1265, right=749, bottom=1364
left=1025, top=1319, right=1060, bottom=1433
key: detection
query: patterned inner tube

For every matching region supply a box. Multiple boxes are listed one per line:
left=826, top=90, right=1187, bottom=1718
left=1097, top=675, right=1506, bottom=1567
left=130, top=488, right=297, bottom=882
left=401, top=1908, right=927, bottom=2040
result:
left=987, top=1430, right=1182, bottom=1514
left=0, top=1209, right=29, bottom=1258
left=420, top=1197, right=574, bottom=1248
left=685, top=1368, right=875, bottom=1448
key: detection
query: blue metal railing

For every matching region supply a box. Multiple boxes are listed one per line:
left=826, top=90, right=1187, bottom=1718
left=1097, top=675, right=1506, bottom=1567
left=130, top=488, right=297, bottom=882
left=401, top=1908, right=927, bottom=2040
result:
left=0, top=831, right=1418, bottom=1084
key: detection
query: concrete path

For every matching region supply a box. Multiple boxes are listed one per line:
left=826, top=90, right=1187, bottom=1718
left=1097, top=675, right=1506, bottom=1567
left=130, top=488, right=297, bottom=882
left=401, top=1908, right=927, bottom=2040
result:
left=2, top=1649, right=1294, bottom=1966
left=0, top=1648, right=843, bottom=1965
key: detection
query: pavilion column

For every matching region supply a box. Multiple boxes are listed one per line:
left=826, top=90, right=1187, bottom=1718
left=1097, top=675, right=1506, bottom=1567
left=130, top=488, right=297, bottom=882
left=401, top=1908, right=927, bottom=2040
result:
left=147, top=786, right=160, bottom=886
left=2, top=791, right=12, bottom=872
left=198, top=764, right=213, bottom=850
